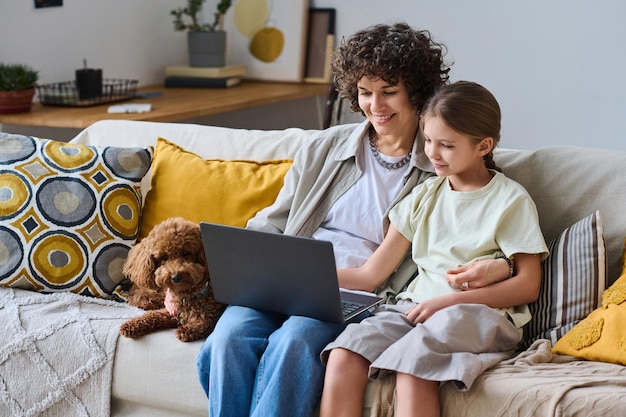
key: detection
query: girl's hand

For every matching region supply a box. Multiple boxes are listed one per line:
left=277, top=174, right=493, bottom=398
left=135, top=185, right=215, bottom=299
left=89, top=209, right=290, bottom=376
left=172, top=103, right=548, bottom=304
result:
left=405, top=297, right=450, bottom=324
left=446, top=258, right=510, bottom=291
left=338, top=225, right=411, bottom=292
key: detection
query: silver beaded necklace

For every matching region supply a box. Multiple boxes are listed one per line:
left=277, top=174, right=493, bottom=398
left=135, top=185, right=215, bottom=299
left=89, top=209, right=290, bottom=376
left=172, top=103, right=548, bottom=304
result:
left=368, top=127, right=412, bottom=170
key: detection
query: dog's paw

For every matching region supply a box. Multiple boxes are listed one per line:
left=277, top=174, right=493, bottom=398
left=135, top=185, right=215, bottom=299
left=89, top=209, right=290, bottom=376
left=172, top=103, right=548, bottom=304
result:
left=119, top=321, right=140, bottom=338
left=175, top=327, right=196, bottom=342
left=175, top=324, right=211, bottom=342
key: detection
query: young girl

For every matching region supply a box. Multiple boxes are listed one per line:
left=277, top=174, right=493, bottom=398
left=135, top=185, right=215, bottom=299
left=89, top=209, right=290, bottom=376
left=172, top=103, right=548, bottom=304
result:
left=319, top=81, right=549, bottom=417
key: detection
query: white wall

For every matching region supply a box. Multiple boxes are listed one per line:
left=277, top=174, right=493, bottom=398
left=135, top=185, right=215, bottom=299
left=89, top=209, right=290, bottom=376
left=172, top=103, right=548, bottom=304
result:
left=0, top=0, right=323, bottom=138
left=312, top=0, right=626, bottom=151
left=2, top=1, right=625, bottom=151
left=0, top=0, right=187, bottom=85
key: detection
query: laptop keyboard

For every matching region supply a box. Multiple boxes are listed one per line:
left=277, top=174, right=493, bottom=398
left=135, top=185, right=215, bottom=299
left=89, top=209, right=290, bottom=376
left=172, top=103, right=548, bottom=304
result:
left=341, top=300, right=365, bottom=317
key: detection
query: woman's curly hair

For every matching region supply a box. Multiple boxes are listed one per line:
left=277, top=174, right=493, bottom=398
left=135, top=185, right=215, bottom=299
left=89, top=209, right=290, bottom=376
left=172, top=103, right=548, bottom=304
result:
left=331, top=22, right=451, bottom=115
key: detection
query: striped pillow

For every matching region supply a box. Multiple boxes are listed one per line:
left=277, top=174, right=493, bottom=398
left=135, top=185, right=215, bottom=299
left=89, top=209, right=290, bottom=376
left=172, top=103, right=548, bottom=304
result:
left=521, top=211, right=606, bottom=349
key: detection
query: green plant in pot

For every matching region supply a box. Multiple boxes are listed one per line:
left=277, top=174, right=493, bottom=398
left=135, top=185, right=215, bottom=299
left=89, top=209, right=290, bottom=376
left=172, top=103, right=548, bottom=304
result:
left=0, top=63, right=38, bottom=114
left=171, top=0, right=233, bottom=67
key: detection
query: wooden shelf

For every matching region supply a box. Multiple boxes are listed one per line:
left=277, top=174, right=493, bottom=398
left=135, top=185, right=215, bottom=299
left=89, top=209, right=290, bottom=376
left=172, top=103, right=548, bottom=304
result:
left=0, top=81, right=329, bottom=129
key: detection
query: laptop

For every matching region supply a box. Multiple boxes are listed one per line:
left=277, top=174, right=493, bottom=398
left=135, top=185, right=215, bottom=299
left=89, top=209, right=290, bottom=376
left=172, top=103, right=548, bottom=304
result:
left=200, top=222, right=383, bottom=323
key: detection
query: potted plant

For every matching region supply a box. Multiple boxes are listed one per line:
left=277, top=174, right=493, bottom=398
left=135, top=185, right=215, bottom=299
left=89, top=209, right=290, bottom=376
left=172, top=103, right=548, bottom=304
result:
left=0, top=63, right=38, bottom=114
left=171, top=0, right=233, bottom=67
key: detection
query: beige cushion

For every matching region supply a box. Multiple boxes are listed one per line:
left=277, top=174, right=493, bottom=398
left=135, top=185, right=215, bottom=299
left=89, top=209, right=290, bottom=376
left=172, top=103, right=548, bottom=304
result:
left=495, top=146, right=626, bottom=283
left=112, top=331, right=206, bottom=416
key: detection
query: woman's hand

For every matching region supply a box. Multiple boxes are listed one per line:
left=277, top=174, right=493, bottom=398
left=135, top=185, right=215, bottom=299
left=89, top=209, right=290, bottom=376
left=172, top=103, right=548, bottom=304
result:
left=164, top=288, right=177, bottom=316
left=446, top=258, right=510, bottom=291
left=407, top=254, right=540, bottom=323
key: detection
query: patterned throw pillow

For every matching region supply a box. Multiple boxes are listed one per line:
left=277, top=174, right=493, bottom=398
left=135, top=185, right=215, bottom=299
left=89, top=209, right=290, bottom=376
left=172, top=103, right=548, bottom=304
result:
left=521, top=211, right=606, bottom=349
left=0, top=133, right=152, bottom=299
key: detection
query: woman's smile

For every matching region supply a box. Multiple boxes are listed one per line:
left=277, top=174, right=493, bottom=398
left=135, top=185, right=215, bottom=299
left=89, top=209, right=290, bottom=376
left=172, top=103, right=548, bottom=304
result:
left=371, top=113, right=394, bottom=124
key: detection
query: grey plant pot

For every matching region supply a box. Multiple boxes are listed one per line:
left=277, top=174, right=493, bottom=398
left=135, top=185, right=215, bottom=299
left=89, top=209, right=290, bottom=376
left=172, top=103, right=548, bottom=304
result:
left=187, top=31, right=227, bottom=67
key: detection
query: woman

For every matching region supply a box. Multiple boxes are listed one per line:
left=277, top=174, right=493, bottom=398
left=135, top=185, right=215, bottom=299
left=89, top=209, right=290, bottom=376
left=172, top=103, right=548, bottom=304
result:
left=193, top=23, right=511, bottom=417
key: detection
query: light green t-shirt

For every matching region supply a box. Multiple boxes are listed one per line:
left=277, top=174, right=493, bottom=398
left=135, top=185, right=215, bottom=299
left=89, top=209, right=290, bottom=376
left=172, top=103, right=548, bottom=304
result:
left=389, top=171, right=549, bottom=327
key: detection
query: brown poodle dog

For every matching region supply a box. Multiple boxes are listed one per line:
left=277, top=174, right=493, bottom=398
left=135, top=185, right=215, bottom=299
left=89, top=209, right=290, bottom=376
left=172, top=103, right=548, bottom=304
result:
left=120, top=217, right=226, bottom=342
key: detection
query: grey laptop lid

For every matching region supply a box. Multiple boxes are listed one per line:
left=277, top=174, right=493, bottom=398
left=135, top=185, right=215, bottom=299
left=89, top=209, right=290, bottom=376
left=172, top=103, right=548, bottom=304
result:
left=200, top=222, right=382, bottom=323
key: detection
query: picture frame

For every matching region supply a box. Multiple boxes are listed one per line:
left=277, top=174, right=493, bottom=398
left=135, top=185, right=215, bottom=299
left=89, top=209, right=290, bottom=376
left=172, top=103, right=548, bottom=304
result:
left=224, top=0, right=310, bottom=82
left=304, top=8, right=336, bottom=84
left=34, top=0, right=62, bottom=7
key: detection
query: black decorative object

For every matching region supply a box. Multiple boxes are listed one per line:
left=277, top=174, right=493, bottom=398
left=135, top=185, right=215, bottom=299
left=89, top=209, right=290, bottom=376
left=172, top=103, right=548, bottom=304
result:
left=37, top=79, right=138, bottom=107
left=75, top=60, right=103, bottom=100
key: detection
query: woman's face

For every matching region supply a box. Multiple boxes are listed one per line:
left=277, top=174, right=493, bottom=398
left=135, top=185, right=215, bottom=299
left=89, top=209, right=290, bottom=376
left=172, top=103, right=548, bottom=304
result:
left=357, top=76, right=418, bottom=139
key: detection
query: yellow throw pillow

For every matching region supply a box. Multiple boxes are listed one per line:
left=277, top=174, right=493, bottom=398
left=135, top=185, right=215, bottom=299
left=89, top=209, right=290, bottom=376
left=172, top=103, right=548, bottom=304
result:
left=139, top=138, right=292, bottom=239
left=552, top=240, right=626, bottom=365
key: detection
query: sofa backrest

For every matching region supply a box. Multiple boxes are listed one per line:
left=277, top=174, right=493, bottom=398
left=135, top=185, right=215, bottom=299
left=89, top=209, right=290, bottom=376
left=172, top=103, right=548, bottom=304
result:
left=72, top=120, right=626, bottom=283
left=495, top=146, right=626, bottom=283
left=71, top=119, right=314, bottom=206
left=70, top=119, right=313, bottom=160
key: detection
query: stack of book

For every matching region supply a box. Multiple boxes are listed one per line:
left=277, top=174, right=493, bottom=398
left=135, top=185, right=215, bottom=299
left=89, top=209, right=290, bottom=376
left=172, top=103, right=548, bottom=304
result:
left=164, top=65, right=246, bottom=88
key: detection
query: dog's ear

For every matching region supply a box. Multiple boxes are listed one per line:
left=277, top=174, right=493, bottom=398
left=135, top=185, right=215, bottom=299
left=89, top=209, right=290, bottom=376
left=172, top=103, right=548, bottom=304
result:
left=123, top=238, right=157, bottom=289
left=194, top=227, right=211, bottom=283
left=197, top=242, right=208, bottom=268
left=188, top=222, right=206, bottom=267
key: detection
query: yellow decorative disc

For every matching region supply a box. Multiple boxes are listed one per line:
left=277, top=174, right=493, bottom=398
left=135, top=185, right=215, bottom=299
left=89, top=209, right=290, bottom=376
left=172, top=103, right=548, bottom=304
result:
left=101, top=185, right=140, bottom=238
left=0, top=172, right=30, bottom=218
left=233, top=0, right=269, bottom=37
left=31, top=232, right=86, bottom=287
left=249, top=27, right=284, bottom=63
left=43, top=141, right=96, bottom=170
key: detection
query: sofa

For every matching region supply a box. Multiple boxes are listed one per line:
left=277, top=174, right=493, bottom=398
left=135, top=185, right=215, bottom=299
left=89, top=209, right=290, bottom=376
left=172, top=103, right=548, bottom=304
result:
left=1, top=119, right=626, bottom=417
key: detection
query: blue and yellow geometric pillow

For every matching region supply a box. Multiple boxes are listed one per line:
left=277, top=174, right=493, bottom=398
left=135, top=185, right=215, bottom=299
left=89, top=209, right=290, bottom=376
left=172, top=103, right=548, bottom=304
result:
left=0, top=133, right=152, bottom=299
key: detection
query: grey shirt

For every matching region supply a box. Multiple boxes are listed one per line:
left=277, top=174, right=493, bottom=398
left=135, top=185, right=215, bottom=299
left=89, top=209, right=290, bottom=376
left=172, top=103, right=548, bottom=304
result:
left=247, top=120, right=434, bottom=302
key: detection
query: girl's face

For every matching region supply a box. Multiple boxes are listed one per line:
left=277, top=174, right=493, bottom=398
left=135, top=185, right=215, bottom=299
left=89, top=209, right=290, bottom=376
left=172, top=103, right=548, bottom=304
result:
left=357, top=76, right=418, bottom=140
left=423, top=116, right=492, bottom=190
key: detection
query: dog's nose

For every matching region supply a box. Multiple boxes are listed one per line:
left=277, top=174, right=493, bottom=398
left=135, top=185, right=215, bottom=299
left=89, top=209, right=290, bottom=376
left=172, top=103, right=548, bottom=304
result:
left=171, top=274, right=182, bottom=284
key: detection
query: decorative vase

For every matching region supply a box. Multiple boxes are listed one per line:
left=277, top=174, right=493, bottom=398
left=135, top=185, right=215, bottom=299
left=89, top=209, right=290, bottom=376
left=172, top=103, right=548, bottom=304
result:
left=188, top=31, right=227, bottom=67
left=0, top=89, right=36, bottom=114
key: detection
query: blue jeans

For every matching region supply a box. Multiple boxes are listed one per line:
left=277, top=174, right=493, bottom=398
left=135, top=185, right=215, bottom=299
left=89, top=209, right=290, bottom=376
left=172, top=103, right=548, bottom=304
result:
left=196, top=305, right=347, bottom=417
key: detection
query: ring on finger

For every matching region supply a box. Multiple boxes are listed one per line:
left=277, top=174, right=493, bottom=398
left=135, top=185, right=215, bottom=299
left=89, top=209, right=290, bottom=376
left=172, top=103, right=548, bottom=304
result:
left=462, top=281, right=469, bottom=289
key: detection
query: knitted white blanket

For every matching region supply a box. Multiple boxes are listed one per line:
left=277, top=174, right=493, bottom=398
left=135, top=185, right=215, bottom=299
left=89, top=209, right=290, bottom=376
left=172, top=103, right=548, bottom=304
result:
left=0, top=288, right=142, bottom=417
